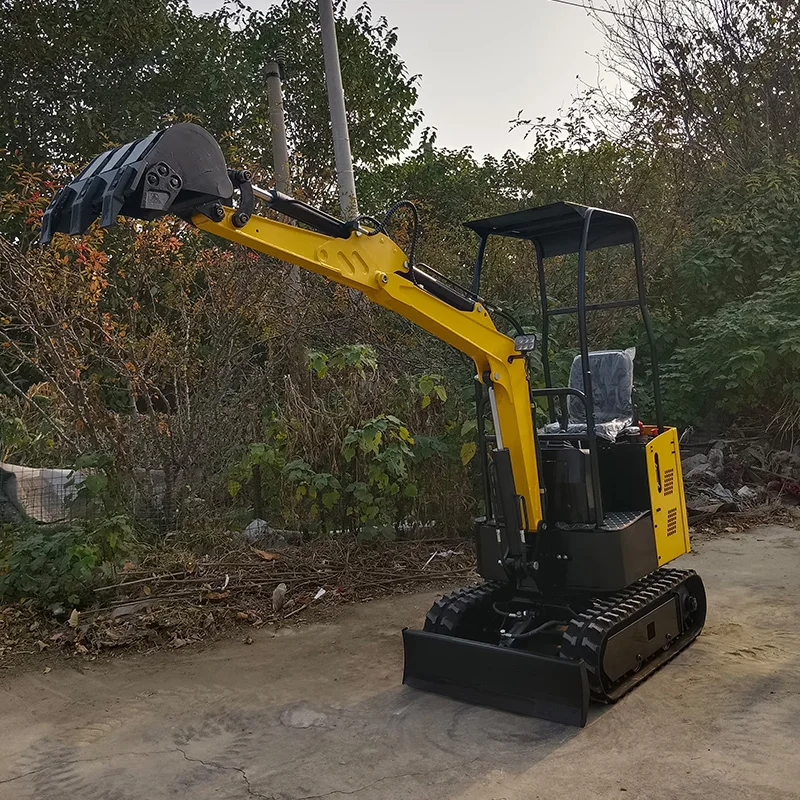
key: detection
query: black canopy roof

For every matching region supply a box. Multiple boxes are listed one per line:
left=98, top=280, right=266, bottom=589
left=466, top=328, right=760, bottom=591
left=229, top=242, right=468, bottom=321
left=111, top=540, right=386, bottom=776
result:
left=464, top=201, right=637, bottom=258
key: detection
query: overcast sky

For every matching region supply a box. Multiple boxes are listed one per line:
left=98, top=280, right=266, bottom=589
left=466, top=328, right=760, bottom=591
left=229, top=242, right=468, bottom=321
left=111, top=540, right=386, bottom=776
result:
left=189, top=0, right=608, bottom=157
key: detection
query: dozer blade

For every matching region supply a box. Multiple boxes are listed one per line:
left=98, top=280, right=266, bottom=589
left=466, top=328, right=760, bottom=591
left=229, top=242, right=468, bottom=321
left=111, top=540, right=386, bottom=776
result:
left=402, top=629, right=590, bottom=727
left=40, top=122, right=233, bottom=243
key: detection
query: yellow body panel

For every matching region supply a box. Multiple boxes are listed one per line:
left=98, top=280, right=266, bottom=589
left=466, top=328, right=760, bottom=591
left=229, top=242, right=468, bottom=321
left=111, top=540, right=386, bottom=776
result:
left=194, top=210, right=545, bottom=528
left=646, top=427, right=691, bottom=566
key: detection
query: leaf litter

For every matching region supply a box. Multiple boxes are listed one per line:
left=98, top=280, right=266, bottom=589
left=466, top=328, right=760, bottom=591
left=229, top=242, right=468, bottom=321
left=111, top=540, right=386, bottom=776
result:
left=0, top=536, right=476, bottom=670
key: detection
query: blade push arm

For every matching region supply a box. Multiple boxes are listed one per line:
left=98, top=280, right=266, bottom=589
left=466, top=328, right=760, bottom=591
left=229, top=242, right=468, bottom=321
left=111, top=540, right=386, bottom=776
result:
left=193, top=207, right=543, bottom=530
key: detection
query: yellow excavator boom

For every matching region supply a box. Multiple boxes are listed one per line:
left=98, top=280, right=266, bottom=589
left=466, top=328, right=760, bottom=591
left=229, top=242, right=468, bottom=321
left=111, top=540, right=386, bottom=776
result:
left=192, top=207, right=543, bottom=529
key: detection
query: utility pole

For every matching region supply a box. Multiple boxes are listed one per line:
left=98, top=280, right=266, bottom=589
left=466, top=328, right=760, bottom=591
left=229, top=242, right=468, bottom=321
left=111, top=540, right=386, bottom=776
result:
left=265, top=56, right=301, bottom=296
left=318, top=0, right=359, bottom=220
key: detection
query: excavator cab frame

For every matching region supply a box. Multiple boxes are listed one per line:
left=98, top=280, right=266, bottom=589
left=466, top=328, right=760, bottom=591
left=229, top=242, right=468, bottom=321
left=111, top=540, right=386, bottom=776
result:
left=40, top=123, right=706, bottom=728
left=467, top=202, right=663, bottom=529
left=463, top=205, right=693, bottom=585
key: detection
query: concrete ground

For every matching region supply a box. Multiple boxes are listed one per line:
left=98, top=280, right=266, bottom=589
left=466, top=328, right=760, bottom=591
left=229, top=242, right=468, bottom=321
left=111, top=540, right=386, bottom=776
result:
left=2, top=526, right=799, bottom=800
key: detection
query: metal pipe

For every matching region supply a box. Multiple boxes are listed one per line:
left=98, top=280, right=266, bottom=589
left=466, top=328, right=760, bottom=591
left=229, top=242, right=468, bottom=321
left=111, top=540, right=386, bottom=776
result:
left=577, top=211, right=604, bottom=527
left=632, top=225, right=664, bottom=431
left=488, top=385, right=504, bottom=450
left=318, top=0, right=359, bottom=219
left=250, top=185, right=353, bottom=239
left=471, top=235, right=488, bottom=296
left=474, top=379, right=493, bottom=519
left=251, top=184, right=275, bottom=203
left=534, top=244, right=557, bottom=424
left=265, top=59, right=300, bottom=294
left=530, top=386, right=590, bottom=431
left=547, top=298, right=640, bottom=316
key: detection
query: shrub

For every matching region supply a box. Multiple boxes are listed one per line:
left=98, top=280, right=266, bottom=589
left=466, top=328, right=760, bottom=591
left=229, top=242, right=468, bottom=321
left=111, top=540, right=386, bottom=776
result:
left=663, top=272, right=800, bottom=424
left=224, top=344, right=478, bottom=536
left=660, top=160, right=800, bottom=427
left=0, top=516, right=132, bottom=609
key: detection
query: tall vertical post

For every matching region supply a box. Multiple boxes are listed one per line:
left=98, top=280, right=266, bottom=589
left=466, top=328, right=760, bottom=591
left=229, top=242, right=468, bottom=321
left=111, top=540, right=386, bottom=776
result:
left=265, top=57, right=301, bottom=296
left=318, top=0, right=359, bottom=219
left=265, top=58, right=291, bottom=195
left=577, top=211, right=604, bottom=527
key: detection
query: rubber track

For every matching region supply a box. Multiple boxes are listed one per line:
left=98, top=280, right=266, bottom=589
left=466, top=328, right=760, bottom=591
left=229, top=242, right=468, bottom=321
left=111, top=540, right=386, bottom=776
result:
left=560, top=567, right=704, bottom=703
left=423, top=581, right=499, bottom=634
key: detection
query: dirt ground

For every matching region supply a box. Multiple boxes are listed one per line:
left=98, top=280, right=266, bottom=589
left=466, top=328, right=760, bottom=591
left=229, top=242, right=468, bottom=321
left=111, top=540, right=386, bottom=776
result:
left=2, top=525, right=799, bottom=800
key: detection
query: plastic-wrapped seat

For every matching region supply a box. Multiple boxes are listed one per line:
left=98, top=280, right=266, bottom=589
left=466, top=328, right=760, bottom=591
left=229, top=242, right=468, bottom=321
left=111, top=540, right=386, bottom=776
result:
left=543, top=349, right=637, bottom=441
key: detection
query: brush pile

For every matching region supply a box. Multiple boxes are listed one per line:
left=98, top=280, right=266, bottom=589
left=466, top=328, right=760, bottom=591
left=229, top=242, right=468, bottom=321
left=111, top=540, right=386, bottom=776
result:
left=681, top=428, right=800, bottom=516
left=0, top=537, right=474, bottom=667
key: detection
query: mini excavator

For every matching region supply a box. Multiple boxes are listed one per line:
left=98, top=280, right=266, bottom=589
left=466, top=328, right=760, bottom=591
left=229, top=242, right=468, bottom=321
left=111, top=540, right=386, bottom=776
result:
left=41, top=123, right=706, bottom=727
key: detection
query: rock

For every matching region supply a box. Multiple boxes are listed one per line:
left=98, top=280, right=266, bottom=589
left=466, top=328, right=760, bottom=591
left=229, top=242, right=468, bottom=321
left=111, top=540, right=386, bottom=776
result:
left=710, top=482, right=735, bottom=503
left=130, top=467, right=177, bottom=520
left=0, top=462, right=179, bottom=525
left=686, top=500, right=728, bottom=515
left=686, top=464, right=715, bottom=481
left=681, top=453, right=709, bottom=473
left=744, top=444, right=768, bottom=468
left=770, top=450, right=800, bottom=478
left=686, top=481, right=738, bottom=515
left=736, top=485, right=760, bottom=500
left=272, top=582, right=287, bottom=613
left=0, top=462, right=87, bottom=523
left=242, top=518, right=270, bottom=543
left=707, top=447, right=724, bottom=472
left=265, top=527, right=303, bottom=546
left=241, top=519, right=303, bottom=547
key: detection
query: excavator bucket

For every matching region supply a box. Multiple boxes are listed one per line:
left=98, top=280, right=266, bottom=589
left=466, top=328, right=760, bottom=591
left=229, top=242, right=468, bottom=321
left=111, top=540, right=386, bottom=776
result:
left=402, top=629, right=590, bottom=726
left=40, top=123, right=233, bottom=244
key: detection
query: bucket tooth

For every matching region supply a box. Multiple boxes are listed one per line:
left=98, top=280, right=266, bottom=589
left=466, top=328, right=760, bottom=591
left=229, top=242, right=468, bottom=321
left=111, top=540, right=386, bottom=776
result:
left=40, top=186, right=73, bottom=244
left=100, top=164, right=138, bottom=228
left=69, top=174, right=105, bottom=236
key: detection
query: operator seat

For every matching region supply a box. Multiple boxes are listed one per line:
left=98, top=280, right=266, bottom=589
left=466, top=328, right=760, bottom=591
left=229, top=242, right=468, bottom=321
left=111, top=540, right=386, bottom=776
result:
left=546, top=349, right=637, bottom=441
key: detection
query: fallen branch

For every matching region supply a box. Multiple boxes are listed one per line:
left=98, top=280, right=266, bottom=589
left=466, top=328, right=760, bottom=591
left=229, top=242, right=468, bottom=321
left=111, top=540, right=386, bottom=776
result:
left=93, top=572, right=189, bottom=592
left=351, top=567, right=474, bottom=591
left=283, top=603, right=309, bottom=619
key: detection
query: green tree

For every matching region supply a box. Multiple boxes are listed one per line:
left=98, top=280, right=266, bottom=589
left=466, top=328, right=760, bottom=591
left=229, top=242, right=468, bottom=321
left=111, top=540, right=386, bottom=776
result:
left=596, top=0, right=800, bottom=181
left=659, top=160, right=800, bottom=424
left=0, top=0, right=420, bottom=199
